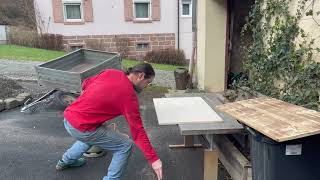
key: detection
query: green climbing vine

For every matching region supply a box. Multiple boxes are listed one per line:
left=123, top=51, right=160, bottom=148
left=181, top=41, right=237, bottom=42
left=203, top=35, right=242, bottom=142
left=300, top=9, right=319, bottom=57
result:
left=240, top=0, right=320, bottom=110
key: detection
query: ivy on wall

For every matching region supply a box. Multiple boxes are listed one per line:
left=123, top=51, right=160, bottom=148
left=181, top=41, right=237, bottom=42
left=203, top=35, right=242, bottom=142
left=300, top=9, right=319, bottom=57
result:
left=240, top=0, right=320, bottom=110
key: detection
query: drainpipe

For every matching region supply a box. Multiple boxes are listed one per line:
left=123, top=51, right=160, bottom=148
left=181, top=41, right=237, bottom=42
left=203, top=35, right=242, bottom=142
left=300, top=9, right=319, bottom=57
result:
left=177, top=0, right=180, bottom=49
left=187, top=0, right=197, bottom=89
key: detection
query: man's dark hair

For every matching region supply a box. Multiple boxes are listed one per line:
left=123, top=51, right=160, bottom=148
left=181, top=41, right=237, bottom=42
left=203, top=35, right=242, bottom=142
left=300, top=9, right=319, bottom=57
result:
left=126, top=63, right=155, bottom=79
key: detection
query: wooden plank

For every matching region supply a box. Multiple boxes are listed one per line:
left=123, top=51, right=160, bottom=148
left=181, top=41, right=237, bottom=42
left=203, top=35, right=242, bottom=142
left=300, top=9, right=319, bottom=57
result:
left=84, top=50, right=114, bottom=60
left=211, top=135, right=251, bottom=180
left=153, top=97, right=223, bottom=125
left=38, top=79, right=81, bottom=93
left=204, top=149, right=219, bottom=180
left=168, top=144, right=202, bottom=148
left=39, top=50, right=82, bottom=69
left=81, top=56, right=121, bottom=79
left=165, top=93, right=243, bottom=135
left=68, top=62, right=97, bottom=72
left=169, top=135, right=202, bottom=148
left=216, top=97, right=320, bottom=142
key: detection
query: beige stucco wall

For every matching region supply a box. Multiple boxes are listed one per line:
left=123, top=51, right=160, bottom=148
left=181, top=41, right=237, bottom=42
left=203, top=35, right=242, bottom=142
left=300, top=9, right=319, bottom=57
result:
left=298, top=0, right=320, bottom=62
left=179, top=1, right=193, bottom=60
left=286, top=0, right=320, bottom=62
left=34, top=0, right=193, bottom=59
left=196, top=0, right=227, bottom=92
left=179, top=17, right=193, bottom=60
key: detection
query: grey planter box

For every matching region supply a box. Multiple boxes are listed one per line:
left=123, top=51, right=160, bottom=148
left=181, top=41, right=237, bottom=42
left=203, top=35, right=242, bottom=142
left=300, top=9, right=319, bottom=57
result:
left=35, top=49, right=122, bottom=93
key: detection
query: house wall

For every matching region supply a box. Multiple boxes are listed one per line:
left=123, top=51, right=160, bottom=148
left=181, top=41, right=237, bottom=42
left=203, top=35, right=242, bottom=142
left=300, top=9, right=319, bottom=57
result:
left=0, top=25, right=7, bottom=44
left=295, top=0, right=320, bottom=62
left=264, top=0, right=320, bottom=62
left=35, top=0, right=193, bottom=60
left=196, top=0, right=227, bottom=92
left=179, top=3, right=193, bottom=60
left=36, top=0, right=176, bottom=35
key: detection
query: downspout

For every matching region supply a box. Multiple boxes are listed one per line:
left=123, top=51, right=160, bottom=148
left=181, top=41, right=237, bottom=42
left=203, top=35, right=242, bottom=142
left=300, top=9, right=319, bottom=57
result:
left=177, top=0, right=180, bottom=49
left=187, top=0, right=197, bottom=88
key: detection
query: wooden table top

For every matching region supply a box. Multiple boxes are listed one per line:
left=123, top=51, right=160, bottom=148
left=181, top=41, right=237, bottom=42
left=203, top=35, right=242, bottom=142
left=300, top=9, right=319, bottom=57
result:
left=216, top=97, right=320, bottom=142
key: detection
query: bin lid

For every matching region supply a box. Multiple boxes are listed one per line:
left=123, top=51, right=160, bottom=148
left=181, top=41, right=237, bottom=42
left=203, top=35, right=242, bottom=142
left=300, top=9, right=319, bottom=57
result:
left=216, top=97, right=320, bottom=142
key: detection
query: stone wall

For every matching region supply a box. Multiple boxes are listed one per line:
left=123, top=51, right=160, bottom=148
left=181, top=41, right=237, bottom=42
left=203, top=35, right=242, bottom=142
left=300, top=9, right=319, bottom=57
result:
left=63, top=33, right=175, bottom=60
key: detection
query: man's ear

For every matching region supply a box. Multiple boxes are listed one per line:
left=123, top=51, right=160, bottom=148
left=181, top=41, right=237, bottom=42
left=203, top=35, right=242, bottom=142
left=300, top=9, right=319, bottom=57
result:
left=138, top=72, right=145, bottom=80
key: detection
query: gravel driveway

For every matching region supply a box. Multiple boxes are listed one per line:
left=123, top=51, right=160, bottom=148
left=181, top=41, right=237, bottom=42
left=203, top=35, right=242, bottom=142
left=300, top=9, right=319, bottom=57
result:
left=0, top=59, right=40, bottom=81
left=0, top=59, right=176, bottom=89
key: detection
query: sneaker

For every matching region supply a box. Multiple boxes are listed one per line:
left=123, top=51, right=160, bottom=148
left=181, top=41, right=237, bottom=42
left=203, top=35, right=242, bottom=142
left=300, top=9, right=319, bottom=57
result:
left=55, top=157, right=86, bottom=171
left=83, top=146, right=106, bottom=158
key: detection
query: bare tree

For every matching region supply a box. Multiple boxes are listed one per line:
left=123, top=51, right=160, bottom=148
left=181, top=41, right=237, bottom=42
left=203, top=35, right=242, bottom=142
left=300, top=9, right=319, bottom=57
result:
left=18, top=0, right=49, bottom=33
left=0, top=0, right=15, bottom=25
left=33, top=1, right=51, bottom=34
left=0, top=6, right=9, bottom=25
left=21, top=0, right=37, bottom=29
left=0, top=0, right=40, bottom=28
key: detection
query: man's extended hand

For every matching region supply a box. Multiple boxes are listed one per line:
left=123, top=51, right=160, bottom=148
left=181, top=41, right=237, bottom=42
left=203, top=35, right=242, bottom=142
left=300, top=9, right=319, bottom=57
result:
left=152, top=159, right=163, bottom=180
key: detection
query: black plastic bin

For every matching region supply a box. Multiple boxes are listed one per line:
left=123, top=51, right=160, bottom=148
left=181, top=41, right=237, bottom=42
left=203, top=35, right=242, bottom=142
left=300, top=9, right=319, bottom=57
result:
left=246, top=126, right=320, bottom=180
left=174, top=67, right=189, bottom=90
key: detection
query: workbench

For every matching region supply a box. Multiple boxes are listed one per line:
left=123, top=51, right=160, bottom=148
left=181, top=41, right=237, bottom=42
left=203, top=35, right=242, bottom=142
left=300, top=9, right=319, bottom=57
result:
left=154, top=93, right=252, bottom=180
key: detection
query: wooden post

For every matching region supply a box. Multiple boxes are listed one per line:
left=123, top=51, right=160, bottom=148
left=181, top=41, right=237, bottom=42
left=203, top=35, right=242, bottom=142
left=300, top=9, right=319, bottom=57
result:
left=184, top=135, right=195, bottom=147
left=204, top=149, right=219, bottom=180
left=169, top=135, right=202, bottom=148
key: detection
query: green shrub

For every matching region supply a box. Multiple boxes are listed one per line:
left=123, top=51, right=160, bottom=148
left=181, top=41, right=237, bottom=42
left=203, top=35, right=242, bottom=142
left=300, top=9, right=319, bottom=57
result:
left=144, top=49, right=186, bottom=65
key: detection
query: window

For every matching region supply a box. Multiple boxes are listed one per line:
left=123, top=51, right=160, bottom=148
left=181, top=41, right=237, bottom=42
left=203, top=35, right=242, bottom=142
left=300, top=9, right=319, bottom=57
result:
left=181, top=0, right=192, bottom=17
left=134, top=0, right=151, bottom=20
left=63, top=0, right=82, bottom=21
left=137, top=43, right=149, bottom=50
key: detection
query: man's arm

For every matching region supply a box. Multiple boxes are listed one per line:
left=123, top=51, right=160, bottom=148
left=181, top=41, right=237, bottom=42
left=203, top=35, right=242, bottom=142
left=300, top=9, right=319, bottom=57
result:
left=122, top=92, right=159, bottom=164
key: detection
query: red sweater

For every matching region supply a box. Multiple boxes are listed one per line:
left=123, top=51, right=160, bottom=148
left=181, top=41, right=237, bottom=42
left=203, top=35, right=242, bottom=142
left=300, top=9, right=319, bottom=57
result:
left=64, top=69, right=159, bottom=164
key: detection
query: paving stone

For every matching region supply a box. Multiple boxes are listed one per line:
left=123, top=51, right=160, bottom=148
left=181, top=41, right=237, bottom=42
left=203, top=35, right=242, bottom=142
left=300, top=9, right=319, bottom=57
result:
left=5, top=98, right=20, bottom=110
left=0, top=100, right=5, bottom=111
left=16, top=93, right=32, bottom=105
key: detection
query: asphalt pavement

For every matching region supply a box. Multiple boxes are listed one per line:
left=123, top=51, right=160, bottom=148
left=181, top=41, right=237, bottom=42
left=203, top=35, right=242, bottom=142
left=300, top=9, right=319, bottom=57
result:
left=0, top=88, right=203, bottom=180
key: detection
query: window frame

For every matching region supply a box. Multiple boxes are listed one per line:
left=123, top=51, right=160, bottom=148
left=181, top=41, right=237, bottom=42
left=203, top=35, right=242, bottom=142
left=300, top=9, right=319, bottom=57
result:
left=181, top=1, right=192, bottom=17
left=133, top=0, right=152, bottom=21
left=63, top=0, right=83, bottom=22
left=136, top=42, right=150, bottom=50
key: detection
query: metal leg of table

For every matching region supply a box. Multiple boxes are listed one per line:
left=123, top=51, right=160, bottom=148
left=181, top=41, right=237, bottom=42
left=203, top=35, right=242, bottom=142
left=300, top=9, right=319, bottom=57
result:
left=169, top=135, right=202, bottom=148
left=204, top=149, right=218, bottom=180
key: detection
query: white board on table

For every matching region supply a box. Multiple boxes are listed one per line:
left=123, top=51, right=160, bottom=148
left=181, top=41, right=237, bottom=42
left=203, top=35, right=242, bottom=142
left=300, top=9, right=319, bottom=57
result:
left=153, top=97, right=223, bottom=125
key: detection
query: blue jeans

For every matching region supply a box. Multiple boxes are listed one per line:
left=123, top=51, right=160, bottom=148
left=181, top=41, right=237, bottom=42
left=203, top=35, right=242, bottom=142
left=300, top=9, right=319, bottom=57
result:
left=62, top=119, right=133, bottom=180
